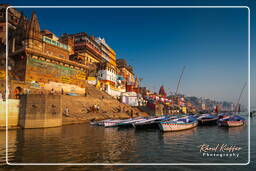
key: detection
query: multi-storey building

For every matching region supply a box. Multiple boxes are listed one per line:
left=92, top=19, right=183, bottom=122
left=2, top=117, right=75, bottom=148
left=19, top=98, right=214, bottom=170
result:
left=95, top=37, right=126, bottom=97
left=65, top=32, right=102, bottom=65
left=0, top=5, right=139, bottom=99
left=1, top=9, right=89, bottom=97
left=0, top=5, right=27, bottom=95
left=95, top=37, right=116, bottom=66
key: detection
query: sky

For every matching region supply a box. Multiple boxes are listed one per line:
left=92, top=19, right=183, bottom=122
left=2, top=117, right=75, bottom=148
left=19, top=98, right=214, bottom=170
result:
left=2, top=0, right=255, bottom=108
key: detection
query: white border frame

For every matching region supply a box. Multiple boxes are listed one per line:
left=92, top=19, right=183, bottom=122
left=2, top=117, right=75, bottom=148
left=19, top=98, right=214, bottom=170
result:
left=5, top=6, right=251, bottom=166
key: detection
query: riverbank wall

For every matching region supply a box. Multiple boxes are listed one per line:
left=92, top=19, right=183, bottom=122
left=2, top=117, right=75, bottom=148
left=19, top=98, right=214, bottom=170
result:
left=1, top=84, right=149, bottom=129
left=18, top=94, right=62, bottom=128
left=0, top=99, right=19, bottom=127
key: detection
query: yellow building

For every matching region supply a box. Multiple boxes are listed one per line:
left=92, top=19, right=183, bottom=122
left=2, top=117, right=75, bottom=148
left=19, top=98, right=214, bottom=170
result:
left=181, top=106, right=187, bottom=114
left=95, top=37, right=117, bottom=66
left=108, top=47, right=117, bottom=67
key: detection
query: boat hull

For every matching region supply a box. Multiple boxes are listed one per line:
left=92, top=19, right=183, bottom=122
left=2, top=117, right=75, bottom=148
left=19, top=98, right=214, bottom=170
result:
left=104, top=120, right=123, bottom=127
left=133, top=122, right=159, bottom=129
left=159, top=121, right=198, bottom=132
left=198, top=118, right=218, bottom=125
left=218, top=120, right=245, bottom=127
left=117, top=123, right=134, bottom=128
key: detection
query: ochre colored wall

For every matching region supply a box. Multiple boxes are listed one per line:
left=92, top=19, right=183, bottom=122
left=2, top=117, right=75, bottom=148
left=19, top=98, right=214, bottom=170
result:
left=19, top=94, right=62, bottom=128
left=0, top=99, right=20, bottom=127
left=43, top=43, right=70, bottom=59
left=25, top=56, right=86, bottom=88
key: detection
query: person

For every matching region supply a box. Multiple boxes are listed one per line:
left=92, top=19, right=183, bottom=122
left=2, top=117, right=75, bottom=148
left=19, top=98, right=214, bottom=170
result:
left=26, top=88, right=30, bottom=95
left=118, top=105, right=121, bottom=112
left=14, top=89, right=18, bottom=99
left=96, top=105, right=100, bottom=112
left=93, top=104, right=97, bottom=113
left=0, top=92, right=2, bottom=101
left=64, top=106, right=69, bottom=117
left=61, top=88, right=64, bottom=95
left=50, top=88, right=54, bottom=94
left=130, top=109, right=134, bottom=118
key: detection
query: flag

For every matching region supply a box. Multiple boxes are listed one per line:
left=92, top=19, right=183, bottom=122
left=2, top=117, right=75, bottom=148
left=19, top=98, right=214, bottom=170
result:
left=214, top=105, right=218, bottom=113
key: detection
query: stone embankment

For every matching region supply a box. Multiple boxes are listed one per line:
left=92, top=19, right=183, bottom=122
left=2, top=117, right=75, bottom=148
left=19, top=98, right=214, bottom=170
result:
left=0, top=83, right=149, bottom=129
left=62, top=83, right=148, bottom=125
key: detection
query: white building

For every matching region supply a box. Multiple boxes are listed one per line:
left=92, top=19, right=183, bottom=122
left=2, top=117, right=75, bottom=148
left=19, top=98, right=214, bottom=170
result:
left=121, top=92, right=139, bottom=106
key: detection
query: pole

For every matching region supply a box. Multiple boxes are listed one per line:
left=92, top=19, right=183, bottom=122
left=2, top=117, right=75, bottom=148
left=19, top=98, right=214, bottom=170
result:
left=175, top=65, right=186, bottom=95
left=235, top=82, right=247, bottom=114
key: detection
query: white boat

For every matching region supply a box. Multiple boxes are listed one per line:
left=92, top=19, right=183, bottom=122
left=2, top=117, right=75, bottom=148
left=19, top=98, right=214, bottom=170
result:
left=218, top=115, right=245, bottom=127
left=132, top=116, right=167, bottom=129
left=103, top=119, right=124, bottom=127
left=117, top=117, right=145, bottom=128
left=159, top=116, right=198, bottom=132
left=96, top=119, right=112, bottom=126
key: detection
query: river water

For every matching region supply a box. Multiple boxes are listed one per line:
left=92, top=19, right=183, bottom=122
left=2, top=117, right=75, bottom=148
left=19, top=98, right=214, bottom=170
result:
left=0, top=114, right=255, bottom=171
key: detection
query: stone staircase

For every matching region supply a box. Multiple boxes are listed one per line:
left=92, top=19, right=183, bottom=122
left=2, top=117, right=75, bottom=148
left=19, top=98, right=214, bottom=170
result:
left=61, top=83, right=148, bottom=125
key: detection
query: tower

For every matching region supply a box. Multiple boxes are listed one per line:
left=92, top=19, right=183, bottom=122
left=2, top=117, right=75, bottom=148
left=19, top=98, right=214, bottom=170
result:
left=26, top=12, right=42, bottom=51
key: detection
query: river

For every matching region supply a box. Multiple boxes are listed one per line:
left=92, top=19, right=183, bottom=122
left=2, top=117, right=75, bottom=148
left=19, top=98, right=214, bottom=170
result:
left=0, top=114, right=255, bottom=170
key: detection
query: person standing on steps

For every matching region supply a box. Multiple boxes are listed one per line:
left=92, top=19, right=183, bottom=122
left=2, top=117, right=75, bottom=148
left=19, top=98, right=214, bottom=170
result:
left=50, top=88, right=54, bottom=95
left=64, top=106, right=69, bottom=117
left=130, top=109, right=134, bottom=118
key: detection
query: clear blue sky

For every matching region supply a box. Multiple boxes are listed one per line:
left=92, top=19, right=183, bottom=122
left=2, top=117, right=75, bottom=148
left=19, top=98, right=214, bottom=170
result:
left=3, top=0, right=255, bottom=108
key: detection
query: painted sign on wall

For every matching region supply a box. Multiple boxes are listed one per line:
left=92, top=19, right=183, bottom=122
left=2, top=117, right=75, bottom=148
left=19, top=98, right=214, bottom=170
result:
left=26, top=57, right=86, bottom=87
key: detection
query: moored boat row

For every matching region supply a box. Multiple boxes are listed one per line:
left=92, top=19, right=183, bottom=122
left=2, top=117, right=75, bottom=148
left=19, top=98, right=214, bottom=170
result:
left=90, top=113, right=246, bottom=132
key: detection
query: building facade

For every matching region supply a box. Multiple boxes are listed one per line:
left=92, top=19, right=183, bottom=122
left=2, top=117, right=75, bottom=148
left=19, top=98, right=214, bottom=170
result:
left=0, top=5, right=139, bottom=99
left=1, top=10, right=89, bottom=97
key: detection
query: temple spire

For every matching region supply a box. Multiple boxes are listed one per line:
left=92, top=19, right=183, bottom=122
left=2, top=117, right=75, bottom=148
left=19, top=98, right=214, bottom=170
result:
left=26, top=12, right=41, bottom=40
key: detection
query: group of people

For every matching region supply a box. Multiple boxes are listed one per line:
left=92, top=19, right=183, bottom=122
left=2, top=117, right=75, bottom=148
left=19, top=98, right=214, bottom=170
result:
left=91, top=104, right=100, bottom=113
left=13, top=88, right=30, bottom=99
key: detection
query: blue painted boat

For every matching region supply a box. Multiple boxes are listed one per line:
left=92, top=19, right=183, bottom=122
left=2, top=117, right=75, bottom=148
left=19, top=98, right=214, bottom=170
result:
left=159, top=115, right=198, bottom=132
left=218, top=115, right=245, bottom=127
left=197, top=114, right=218, bottom=125
left=132, top=116, right=169, bottom=129
left=117, top=117, right=145, bottom=128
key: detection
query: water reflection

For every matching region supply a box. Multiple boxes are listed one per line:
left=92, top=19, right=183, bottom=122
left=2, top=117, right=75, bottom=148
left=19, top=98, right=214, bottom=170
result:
left=0, top=130, right=18, bottom=165
left=0, top=120, right=250, bottom=165
left=160, top=127, right=197, bottom=144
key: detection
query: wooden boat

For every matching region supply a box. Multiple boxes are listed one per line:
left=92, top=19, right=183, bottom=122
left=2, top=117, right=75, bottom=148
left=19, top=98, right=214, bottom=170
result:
left=197, top=114, right=218, bottom=125
left=218, top=115, right=245, bottom=127
left=103, top=119, right=124, bottom=127
left=94, top=119, right=112, bottom=126
left=89, top=119, right=111, bottom=126
left=218, top=83, right=246, bottom=127
left=158, top=116, right=198, bottom=132
left=133, top=116, right=175, bottom=129
left=117, top=117, right=145, bottom=128
left=218, top=113, right=229, bottom=119
left=132, top=116, right=168, bottom=129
